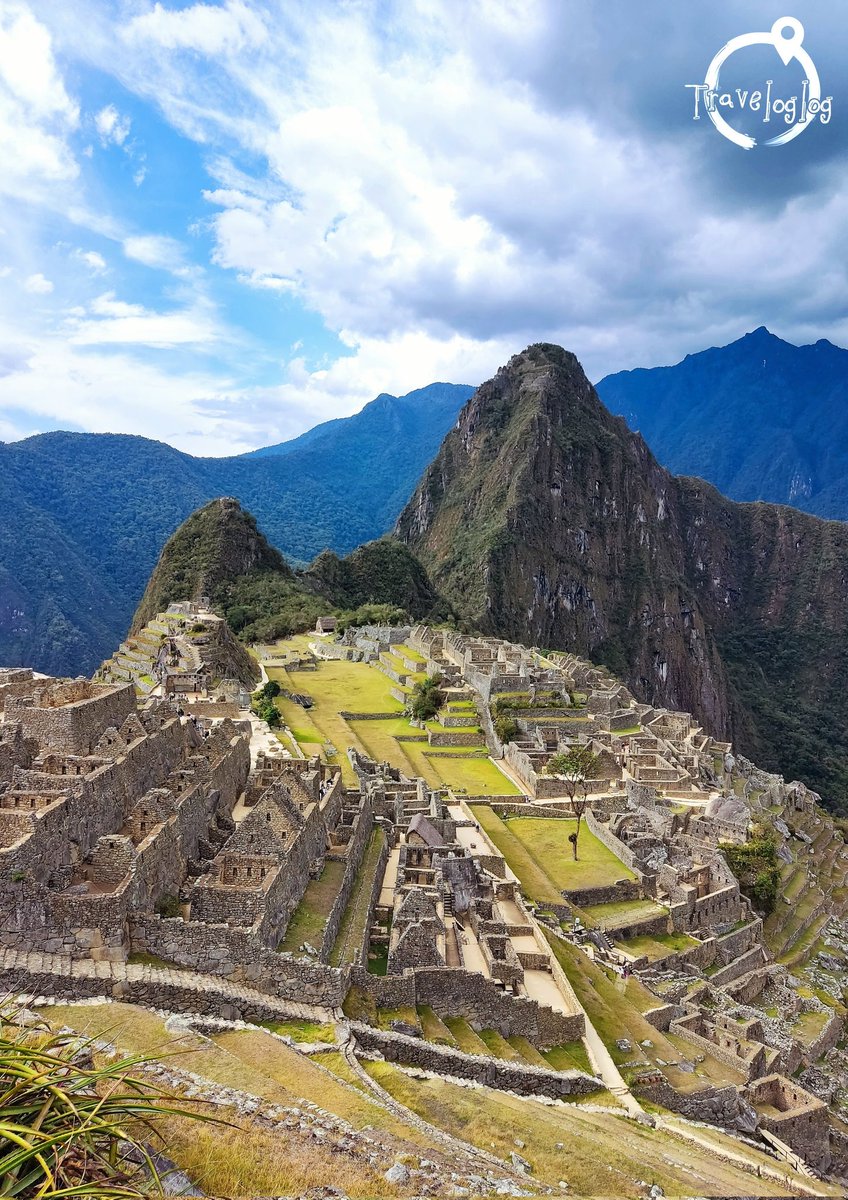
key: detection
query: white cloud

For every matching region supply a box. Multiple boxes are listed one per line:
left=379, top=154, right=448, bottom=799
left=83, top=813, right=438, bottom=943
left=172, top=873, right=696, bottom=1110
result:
left=125, top=1, right=267, bottom=56
left=76, top=249, right=107, bottom=273
left=66, top=290, right=220, bottom=348
left=123, top=233, right=188, bottom=273
left=23, top=272, right=53, bottom=293
left=0, top=3, right=78, bottom=200
left=0, top=333, right=253, bottom=455
left=94, top=103, right=130, bottom=146
left=5, top=0, right=848, bottom=456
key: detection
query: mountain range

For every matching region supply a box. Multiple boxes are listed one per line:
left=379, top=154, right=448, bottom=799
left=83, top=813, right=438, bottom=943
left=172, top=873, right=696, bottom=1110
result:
left=597, top=326, right=848, bottom=516
left=398, top=342, right=848, bottom=810
left=0, top=382, right=472, bottom=676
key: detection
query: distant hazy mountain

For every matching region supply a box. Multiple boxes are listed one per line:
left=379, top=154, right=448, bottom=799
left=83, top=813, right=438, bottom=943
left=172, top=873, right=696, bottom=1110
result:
left=0, top=382, right=473, bottom=676
left=596, top=327, right=848, bottom=517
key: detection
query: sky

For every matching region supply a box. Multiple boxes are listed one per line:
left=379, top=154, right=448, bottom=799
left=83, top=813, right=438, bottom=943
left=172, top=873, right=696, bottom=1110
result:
left=0, top=0, right=846, bottom=456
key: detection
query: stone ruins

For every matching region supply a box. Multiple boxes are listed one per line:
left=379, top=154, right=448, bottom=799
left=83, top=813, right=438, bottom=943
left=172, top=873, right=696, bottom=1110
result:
left=2, top=616, right=848, bottom=1181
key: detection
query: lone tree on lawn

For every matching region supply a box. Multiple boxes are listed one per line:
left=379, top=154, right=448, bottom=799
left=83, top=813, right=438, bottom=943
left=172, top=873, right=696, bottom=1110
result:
left=545, top=744, right=600, bottom=860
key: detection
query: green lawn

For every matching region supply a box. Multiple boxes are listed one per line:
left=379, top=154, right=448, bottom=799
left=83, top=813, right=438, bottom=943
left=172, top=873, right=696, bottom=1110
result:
left=471, top=805, right=563, bottom=904
left=267, top=641, right=516, bottom=794
left=616, top=931, right=699, bottom=959
left=330, top=828, right=385, bottom=966
left=506, top=817, right=635, bottom=891
left=279, top=859, right=346, bottom=952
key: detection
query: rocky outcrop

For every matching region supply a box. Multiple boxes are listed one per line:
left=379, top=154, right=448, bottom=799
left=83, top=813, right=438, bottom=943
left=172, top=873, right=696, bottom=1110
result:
left=397, top=343, right=848, bottom=807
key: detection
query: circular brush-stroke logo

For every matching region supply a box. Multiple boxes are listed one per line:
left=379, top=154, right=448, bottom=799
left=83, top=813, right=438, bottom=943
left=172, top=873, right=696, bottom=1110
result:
left=686, top=17, right=832, bottom=148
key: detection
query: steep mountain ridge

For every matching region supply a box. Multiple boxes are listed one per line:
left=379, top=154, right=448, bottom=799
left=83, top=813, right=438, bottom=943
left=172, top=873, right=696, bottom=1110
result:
left=397, top=343, right=848, bottom=808
left=0, top=382, right=472, bottom=675
left=597, top=326, right=848, bottom=515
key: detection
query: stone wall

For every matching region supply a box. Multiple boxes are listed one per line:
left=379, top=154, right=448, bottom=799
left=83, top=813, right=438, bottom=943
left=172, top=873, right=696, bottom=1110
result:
left=747, top=1074, right=830, bottom=1173
left=350, top=1022, right=600, bottom=1098
left=356, top=964, right=583, bottom=1046
left=129, top=914, right=349, bottom=1007
left=634, top=1077, right=748, bottom=1127
left=584, top=809, right=643, bottom=877
left=668, top=1016, right=760, bottom=1080
left=8, top=682, right=136, bottom=756
left=707, top=945, right=765, bottom=987
left=561, top=879, right=642, bottom=907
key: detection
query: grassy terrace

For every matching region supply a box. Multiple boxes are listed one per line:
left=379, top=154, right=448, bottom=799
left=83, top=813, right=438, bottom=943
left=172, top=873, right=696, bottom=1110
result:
left=37, top=1003, right=425, bottom=1197
left=580, top=898, right=669, bottom=931
left=616, top=930, right=699, bottom=960
left=471, top=807, right=634, bottom=902
left=362, top=1060, right=799, bottom=1196
left=543, top=933, right=746, bottom=1091
left=330, top=827, right=386, bottom=966
left=279, top=859, right=346, bottom=952
left=265, top=636, right=519, bottom=795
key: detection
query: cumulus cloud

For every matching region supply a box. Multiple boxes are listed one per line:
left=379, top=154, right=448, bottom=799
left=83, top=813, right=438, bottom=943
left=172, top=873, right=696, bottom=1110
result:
left=66, top=290, right=220, bottom=348
left=3, top=0, right=848, bottom=453
left=94, top=103, right=130, bottom=146
left=111, top=0, right=848, bottom=388
left=123, top=233, right=188, bottom=274
left=75, top=249, right=107, bottom=272
left=0, top=2, right=78, bottom=200
left=24, top=272, right=53, bottom=293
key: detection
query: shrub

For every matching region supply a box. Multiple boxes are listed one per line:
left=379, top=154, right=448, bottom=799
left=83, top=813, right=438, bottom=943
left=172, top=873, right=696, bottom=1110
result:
left=155, top=893, right=181, bottom=918
left=494, top=714, right=519, bottom=743
left=721, top=827, right=780, bottom=916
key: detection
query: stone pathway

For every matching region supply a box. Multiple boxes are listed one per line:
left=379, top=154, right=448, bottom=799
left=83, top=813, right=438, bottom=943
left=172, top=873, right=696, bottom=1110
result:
left=0, top=947, right=335, bottom=1026
left=581, top=1014, right=645, bottom=1119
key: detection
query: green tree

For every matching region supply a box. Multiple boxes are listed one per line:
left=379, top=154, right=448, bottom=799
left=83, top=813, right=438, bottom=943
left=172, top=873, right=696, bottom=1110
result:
left=544, top=745, right=600, bottom=860
left=410, top=674, right=445, bottom=721
left=721, top=826, right=780, bottom=915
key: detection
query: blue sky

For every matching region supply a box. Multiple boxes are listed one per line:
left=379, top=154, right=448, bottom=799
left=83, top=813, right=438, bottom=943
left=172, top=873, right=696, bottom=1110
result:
left=0, top=1, right=846, bottom=454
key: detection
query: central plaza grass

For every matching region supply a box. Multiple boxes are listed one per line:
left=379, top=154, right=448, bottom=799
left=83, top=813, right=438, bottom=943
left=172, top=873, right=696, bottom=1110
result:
left=470, top=807, right=632, bottom=902
left=506, top=816, right=635, bottom=891
left=264, top=637, right=519, bottom=795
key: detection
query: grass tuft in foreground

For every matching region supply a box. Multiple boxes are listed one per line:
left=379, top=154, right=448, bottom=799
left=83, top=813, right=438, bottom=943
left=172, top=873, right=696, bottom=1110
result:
left=0, top=1011, right=213, bottom=1198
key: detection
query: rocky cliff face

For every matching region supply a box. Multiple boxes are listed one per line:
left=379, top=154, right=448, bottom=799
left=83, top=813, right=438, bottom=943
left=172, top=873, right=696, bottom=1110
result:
left=397, top=344, right=848, bottom=808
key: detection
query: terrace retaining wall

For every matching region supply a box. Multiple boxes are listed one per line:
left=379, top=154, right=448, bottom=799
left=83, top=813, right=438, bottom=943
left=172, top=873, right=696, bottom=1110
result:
left=349, top=1022, right=600, bottom=1098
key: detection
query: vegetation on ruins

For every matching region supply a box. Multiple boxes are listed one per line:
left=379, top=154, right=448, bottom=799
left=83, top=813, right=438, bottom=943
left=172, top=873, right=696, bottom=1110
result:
left=493, top=713, right=520, bottom=743
left=544, top=746, right=600, bottom=859
left=336, top=602, right=408, bottom=632
left=0, top=1014, right=212, bottom=1197
left=251, top=680, right=282, bottom=728
left=720, top=826, right=781, bottom=916
left=409, top=674, right=445, bottom=721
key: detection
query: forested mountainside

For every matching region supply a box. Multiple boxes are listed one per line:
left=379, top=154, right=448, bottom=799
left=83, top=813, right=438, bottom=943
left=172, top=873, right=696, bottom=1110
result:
left=0, top=382, right=471, bottom=675
left=597, top=326, right=848, bottom=517
left=132, top=497, right=450, bottom=645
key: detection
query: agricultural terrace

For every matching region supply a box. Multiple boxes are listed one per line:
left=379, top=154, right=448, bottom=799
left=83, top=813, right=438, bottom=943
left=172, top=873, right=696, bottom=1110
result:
left=263, top=636, right=519, bottom=795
